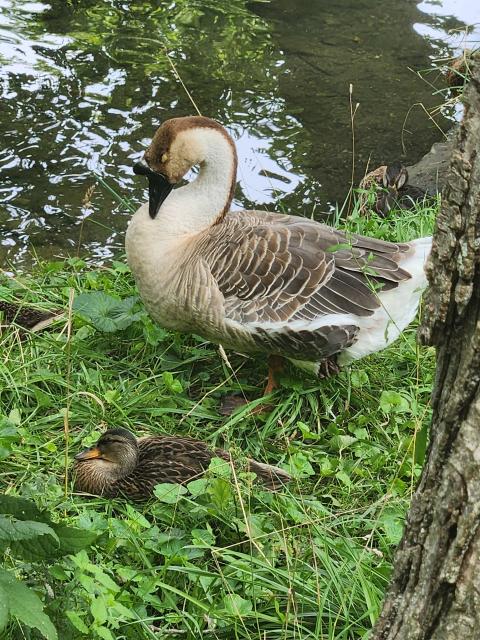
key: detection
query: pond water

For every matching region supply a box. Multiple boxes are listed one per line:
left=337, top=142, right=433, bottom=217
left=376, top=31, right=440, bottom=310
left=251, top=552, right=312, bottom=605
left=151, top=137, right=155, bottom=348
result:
left=0, top=0, right=478, bottom=267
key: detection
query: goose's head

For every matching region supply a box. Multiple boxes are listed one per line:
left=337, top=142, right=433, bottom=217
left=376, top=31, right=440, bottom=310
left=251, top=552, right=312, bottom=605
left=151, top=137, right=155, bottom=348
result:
left=133, top=115, right=237, bottom=219
left=74, top=428, right=139, bottom=484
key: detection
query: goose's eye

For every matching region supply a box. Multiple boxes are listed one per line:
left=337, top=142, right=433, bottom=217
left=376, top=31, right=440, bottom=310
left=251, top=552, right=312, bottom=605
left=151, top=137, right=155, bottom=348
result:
left=161, top=153, right=168, bottom=163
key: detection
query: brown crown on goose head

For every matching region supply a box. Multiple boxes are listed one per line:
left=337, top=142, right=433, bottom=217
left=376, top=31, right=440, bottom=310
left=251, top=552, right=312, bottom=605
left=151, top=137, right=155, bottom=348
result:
left=73, top=427, right=291, bottom=500
left=133, top=116, right=238, bottom=221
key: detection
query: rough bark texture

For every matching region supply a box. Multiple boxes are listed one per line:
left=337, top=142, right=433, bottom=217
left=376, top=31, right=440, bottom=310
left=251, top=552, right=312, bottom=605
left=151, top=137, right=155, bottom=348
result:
left=371, top=64, right=480, bottom=640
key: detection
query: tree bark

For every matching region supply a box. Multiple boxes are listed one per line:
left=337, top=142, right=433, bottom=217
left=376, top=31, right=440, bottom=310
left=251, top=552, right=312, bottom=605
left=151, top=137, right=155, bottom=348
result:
left=371, top=64, right=480, bottom=639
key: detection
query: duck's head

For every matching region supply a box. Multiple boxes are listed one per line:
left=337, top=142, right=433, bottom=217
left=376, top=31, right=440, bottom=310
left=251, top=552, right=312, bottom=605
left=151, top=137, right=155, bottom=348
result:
left=133, top=115, right=237, bottom=219
left=377, top=162, right=408, bottom=215
left=382, top=162, right=408, bottom=191
left=74, top=428, right=139, bottom=480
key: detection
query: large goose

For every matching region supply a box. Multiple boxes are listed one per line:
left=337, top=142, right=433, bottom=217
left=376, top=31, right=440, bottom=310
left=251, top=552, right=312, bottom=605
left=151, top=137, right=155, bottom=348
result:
left=126, top=116, right=431, bottom=393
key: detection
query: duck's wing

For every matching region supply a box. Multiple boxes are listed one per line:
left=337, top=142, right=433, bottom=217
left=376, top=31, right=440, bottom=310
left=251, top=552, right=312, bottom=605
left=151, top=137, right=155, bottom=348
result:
left=199, top=211, right=413, bottom=359
left=134, top=437, right=230, bottom=483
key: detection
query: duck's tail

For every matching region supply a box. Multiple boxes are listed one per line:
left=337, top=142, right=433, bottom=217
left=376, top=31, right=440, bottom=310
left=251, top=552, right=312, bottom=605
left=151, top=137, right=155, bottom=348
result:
left=247, top=459, right=291, bottom=491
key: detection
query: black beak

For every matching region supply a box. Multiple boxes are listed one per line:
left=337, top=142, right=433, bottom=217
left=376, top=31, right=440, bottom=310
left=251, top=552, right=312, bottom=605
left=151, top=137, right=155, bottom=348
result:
left=133, top=159, right=173, bottom=219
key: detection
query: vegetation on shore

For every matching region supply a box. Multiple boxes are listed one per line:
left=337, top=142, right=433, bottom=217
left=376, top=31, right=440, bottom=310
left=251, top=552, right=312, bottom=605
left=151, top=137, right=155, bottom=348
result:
left=0, top=199, right=436, bottom=639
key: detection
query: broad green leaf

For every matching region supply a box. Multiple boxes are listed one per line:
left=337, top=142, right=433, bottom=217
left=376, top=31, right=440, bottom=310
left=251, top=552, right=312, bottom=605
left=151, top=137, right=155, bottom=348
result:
left=0, top=495, right=45, bottom=522
left=8, top=408, right=21, bottom=426
left=96, top=626, right=115, bottom=640
left=414, top=421, right=429, bottom=465
left=330, top=435, right=357, bottom=451
left=380, top=510, right=405, bottom=545
left=191, top=528, right=215, bottom=548
left=335, top=470, right=353, bottom=487
left=52, top=524, right=98, bottom=556
left=66, top=610, right=89, bottom=634
left=0, top=516, right=58, bottom=543
left=162, top=371, right=183, bottom=393
left=90, top=596, right=108, bottom=625
left=90, top=566, right=120, bottom=593
left=207, top=456, right=232, bottom=478
left=222, top=594, right=253, bottom=617
left=186, top=478, right=208, bottom=497
left=0, top=568, right=58, bottom=639
left=112, top=602, right=136, bottom=620
left=351, top=369, right=369, bottom=387
left=73, top=292, right=141, bottom=332
left=207, top=477, right=233, bottom=510
left=153, top=483, right=188, bottom=504
left=0, top=589, right=8, bottom=632
left=0, top=423, right=18, bottom=460
left=125, top=504, right=151, bottom=529
left=0, top=496, right=96, bottom=559
left=379, top=390, right=411, bottom=414
left=282, top=452, right=315, bottom=479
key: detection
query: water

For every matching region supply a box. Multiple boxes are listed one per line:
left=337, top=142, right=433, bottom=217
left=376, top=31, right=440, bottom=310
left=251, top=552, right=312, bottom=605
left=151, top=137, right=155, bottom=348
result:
left=0, top=0, right=478, bottom=267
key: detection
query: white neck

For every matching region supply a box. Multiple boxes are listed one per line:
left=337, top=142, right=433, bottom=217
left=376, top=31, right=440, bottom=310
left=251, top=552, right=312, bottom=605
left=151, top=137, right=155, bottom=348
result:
left=154, top=127, right=236, bottom=236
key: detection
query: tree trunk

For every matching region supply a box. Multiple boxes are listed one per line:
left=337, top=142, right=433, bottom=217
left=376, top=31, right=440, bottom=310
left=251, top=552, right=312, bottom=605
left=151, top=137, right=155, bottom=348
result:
left=371, top=64, right=480, bottom=639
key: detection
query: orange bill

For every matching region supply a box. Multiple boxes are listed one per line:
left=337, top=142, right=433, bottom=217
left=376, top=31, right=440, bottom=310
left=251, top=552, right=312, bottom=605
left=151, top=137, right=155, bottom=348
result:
left=75, top=446, right=102, bottom=461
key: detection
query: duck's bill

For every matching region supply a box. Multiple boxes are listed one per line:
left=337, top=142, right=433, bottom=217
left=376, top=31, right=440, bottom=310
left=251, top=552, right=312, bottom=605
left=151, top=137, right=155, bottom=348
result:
left=75, top=446, right=102, bottom=460
left=133, top=161, right=173, bottom=219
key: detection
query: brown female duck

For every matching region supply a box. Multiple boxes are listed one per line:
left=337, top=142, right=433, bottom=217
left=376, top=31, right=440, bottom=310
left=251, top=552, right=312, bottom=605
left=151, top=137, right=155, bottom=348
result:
left=74, top=428, right=291, bottom=500
left=359, top=161, right=428, bottom=216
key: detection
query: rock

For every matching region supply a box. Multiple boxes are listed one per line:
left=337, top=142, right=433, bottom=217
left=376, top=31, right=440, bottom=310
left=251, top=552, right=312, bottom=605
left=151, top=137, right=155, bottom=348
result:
left=406, top=126, right=458, bottom=195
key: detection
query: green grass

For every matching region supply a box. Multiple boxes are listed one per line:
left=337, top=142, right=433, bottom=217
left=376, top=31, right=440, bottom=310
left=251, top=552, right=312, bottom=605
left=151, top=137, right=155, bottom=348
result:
left=0, top=198, right=437, bottom=639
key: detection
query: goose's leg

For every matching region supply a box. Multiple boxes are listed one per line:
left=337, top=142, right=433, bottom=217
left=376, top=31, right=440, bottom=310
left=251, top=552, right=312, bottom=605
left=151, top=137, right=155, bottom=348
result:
left=263, top=355, right=284, bottom=395
left=318, top=355, right=340, bottom=378
left=219, top=355, right=284, bottom=416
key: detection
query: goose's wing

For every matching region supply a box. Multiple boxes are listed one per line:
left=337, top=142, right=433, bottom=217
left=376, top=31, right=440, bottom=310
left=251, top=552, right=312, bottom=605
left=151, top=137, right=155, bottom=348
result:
left=200, top=211, right=413, bottom=359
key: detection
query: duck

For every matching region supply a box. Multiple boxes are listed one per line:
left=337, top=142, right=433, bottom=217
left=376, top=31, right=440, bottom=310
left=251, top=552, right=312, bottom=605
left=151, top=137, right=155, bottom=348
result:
left=0, top=301, right=58, bottom=332
left=358, top=161, right=428, bottom=216
left=126, top=116, right=431, bottom=393
left=73, top=427, right=291, bottom=499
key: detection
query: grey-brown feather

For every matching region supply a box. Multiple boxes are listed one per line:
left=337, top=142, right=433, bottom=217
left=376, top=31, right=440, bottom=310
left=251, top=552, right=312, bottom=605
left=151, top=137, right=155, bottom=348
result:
left=192, top=211, right=412, bottom=360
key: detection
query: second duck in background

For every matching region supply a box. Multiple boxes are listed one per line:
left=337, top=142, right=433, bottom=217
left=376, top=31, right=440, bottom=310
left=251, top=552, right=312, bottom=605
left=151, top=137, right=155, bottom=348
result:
left=359, top=161, right=430, bottom=216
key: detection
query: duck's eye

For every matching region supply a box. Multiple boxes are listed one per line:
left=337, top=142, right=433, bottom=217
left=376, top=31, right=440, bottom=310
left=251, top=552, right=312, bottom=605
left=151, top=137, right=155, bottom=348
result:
left=161, top=152, right=168, bottom=163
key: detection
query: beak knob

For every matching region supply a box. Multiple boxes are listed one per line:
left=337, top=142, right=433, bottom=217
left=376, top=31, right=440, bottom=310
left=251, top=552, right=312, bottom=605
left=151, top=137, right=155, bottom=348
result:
left=133, top=159, right=151, bottom=176
left=132, top=159, right=174, bottom=219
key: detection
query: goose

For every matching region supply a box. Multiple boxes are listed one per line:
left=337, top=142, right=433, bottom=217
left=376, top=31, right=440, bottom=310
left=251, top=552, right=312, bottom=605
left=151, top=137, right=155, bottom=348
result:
left=126, top=116, right=431, bottom=395
left=359, top=162, right=429, bottom=216
left=74, top=427, right=291, bottom=499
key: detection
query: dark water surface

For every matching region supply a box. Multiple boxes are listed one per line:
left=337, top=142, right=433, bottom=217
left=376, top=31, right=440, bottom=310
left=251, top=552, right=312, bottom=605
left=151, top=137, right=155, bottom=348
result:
left=0, top=0, right=478, bottom=266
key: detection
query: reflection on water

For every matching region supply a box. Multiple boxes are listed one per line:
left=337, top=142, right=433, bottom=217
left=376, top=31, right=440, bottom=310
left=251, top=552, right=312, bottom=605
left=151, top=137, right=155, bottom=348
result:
left=0, top=0, right=478, bottom=266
